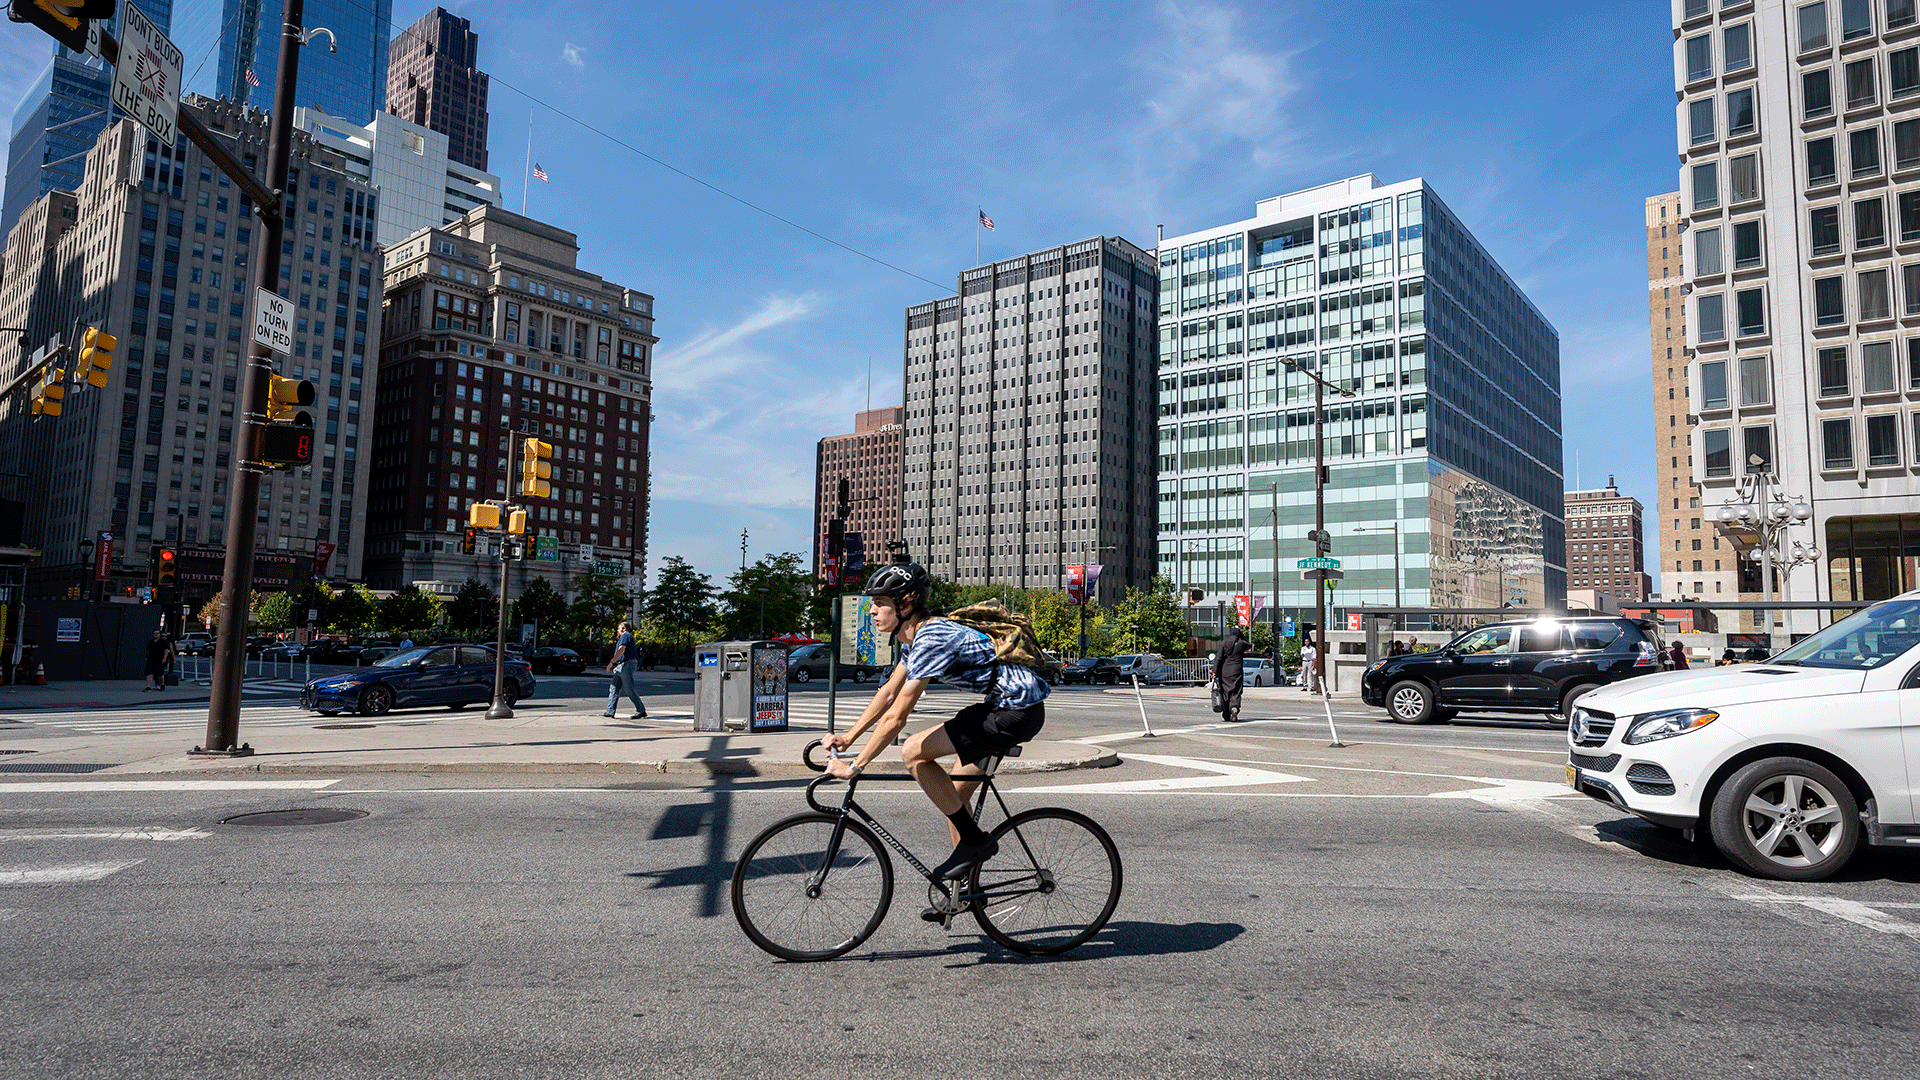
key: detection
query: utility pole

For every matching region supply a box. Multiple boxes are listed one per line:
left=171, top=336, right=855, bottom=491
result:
left=486, top=527, right=516, bottom=719
left=1279, top=357, right=1355, bottom=694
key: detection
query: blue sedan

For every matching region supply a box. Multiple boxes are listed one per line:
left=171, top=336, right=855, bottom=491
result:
left=301, top=645, right=536, bottom=716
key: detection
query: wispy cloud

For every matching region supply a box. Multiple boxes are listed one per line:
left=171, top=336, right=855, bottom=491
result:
left=561, top=43, right=586, bottom=69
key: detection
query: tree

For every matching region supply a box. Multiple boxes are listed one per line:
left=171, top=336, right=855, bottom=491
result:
left=1024, top=588, right=1087, bottom=656
left=511, top=576, right=568, bottom=641
left=446, top=579, right=497, bottom=636
left=1109, top=576, right=1190, bottom=657
left=196, top=593, right=222, bottom=632
left=380, top=584, right=442, bottom=635
left=253, top=591, right=294, bottom=631
left=718, top=553, right=811, bottom=639
left=563, top=573, right=631, bottom=648
left=326, top=583, right=380, bottom=634
left=643, top=555, right=716, bottom=658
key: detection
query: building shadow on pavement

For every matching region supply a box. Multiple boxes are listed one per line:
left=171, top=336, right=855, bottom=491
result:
left=623, top=737, right=750, bottom=918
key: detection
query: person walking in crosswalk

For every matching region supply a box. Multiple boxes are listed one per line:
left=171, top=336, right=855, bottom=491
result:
left=143, top=628, right=174, bottom=692
left=602, top=620, right=646, bottom=719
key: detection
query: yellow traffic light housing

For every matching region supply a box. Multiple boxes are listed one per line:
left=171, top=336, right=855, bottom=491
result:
left=266, top=373, right=315, bottom=425
left=79, top=327, right=117, bottom=388
left=467, top=502, right=501, bottom=530
left=32, top=368, right=65, bottom=417
left=519, top=438, right=553, bottom=498
left=507, top=508, right=527, bottom=535
left=461, top=528, right=478, bottom=555
left=156, top=548, right=177, bottom=587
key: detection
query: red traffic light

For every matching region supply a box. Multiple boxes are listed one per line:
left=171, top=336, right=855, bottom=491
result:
left=159, top=549, right=175, bottom=562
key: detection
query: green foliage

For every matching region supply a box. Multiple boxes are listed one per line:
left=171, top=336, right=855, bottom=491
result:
left=643, top=556, right=717, bottom=652
left=511, top=576, right=568, bottom=639
left=253, top=591, right=294, bottom=631
left=380, top=584, right=443, bottom=635
left=564, top=573, right=632, bottom=646
left=445, top=579, right=497, bottom=636
left=719, top=553, right=812, bottom=639
left=1109, top=576, right=1191, bottom=657
left=325, top=583, right=380, bottom=634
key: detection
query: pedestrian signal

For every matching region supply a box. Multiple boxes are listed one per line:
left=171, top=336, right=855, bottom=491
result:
left=78, top=327, right=116, bottom=387
left=468, top=502, right=501, bottom=530
left=507, top=508, right=527, bottom=535
left=259, top=423, right=313, bottom=467
left=519, top=438, right=553, bottom=498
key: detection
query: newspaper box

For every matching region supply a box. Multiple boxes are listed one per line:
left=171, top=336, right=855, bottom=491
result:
left=693, top=640, right=789, bottom=732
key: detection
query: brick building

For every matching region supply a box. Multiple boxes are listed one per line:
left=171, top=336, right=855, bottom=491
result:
left=1565, top=477, right=1650, bottom=601
left=385, top=6, right=490, bottom=172
left=813, top=406, right=903, bottom=583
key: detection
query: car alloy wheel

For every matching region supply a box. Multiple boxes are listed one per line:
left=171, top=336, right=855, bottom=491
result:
left=853, top=668, right=869, bottom=684
left=792, top=668, right=812, bottom=683
left=359, top=684, right=394, bottom=716
left=1386, top=680, right=1434, bottom=724
left=1710, top=757, right=1861, bottom=881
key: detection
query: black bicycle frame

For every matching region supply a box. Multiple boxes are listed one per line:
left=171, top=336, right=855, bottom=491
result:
left=800, top=763, right=1036, bottom=904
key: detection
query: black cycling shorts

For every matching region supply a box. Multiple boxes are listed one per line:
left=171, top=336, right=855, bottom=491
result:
left=944, top=701, right=1045, bottom=767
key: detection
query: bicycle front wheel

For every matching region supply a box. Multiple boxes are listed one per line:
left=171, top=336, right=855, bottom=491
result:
left=969, top=807, right=1121, bottom=955
left=731, top=812, right=892, bottom=961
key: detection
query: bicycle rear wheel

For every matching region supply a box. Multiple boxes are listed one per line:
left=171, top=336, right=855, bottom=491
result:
left=969, top=807, right=1121, bottom=955
left=731, top=812, right=892, bottom=961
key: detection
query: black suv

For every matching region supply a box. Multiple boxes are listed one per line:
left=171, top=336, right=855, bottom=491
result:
left=1061, top=656, right=1121, bottom=685
left=1360, top=616, right=1668, bottom=724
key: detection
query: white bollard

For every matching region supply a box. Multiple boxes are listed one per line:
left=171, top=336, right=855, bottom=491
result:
left=1130, top=673, right=1155, bottom=737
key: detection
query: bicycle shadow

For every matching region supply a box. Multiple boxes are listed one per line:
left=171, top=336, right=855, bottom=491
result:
left=848, top=920, right=1246, bottom=966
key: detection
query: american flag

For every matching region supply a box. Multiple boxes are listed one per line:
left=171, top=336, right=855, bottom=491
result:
left=532, top=162, right=549, bottom=182
left=245, top=67, right=260, bottom=87
left=978, top=208, right=994, bottom=231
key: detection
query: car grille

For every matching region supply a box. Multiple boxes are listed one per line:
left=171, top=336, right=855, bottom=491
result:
left=1569, top=752, right=1620, bottom=773
left=1571, top=709, right=1617, bottom=747
left=1625, top=763, right=1676, bottom=796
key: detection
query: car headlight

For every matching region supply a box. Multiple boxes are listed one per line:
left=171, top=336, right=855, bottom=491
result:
left=1623, top=707, right=1719, bottom=745
left=1367, top=660, right=1387, bottom=673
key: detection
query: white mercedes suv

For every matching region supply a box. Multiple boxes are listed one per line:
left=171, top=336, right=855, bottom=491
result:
left=1566, top=593, right=1920, bottom=881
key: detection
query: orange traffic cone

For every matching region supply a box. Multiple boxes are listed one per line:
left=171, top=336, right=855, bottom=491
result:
left=33, top=662, right=46, bottom=685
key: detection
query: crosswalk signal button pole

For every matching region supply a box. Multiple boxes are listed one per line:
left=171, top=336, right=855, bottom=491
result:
left=519, top=438, right=553, bottom=498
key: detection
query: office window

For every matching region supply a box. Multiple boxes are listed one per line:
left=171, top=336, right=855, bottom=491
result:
left=1906, top=265, right=1920, bottom=314
left=1865, top=340, right=1899, bottom=392
left=1848, top=57, right=1879, bottom=109
left=1894, top=0, right=1919, bottom=29
left=1802, top=1, right=1832, bottom=49
left=1698, top=293, right=1727, bottom=341
left=1896, top=48, right=1920, bottom=99
left=1695, top=226, right=1724, bottom=273
left=1728, top=88, right=1756, bottom=137
left=1852, top=128, right=1883, bottom=179
left=1701, top=360, right=1729, bottom=408
left=1693, top=162, right=1720, bottom=210
left=1863, top=268, right=1894, bottom=320
left=1730, top=154, right=1761, bottom=203
left=1900, top=120, right=1920, bottom=173
left=1846, top=0, right=1877, bottom=37
left=1806, top=68, right=1835, bottom=118
left=1743, top=426, right=1774, bottom=473
left=1819, top=345, right=1851, bottom=395
left=1808, top=137, right=1838, bottom=185
left=1686, top=34, right=1713, bottom=81
left=1737, top=288, right=1767, bottom=336
left=1740, top=354, right=1771, bottom=404
left=1690, top=99, right=1716, bottom=145
left=1869, top=413, right=1900, bottom=465
left=1704, top=428, right=1733, bottom=477
left=1812, top=205, right=1843, bottom=254
left=1904, top=192, right=1920, bottom=242
left=1858, top=196, right=1889, bottom=247
left=1825, top=418, right=1856, bottom=468
left=1734, top=220, right=1763, bottom=268
left=1724, top=22, right=1754, bottom=73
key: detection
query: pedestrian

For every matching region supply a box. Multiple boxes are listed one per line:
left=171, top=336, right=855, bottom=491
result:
left=1388, top=638, right=1406, bottom=657
left=1669, top=641, right=1689, bottom=670
left=1215, top=625, right=1249, bottom=722
left=1718, top=648, right=1738, bottom=666
left=1301, top=638, right=1320, bottom=694
left=397, top=634, right=414, bottom=650
left=144, top=627, right=174, bottom=692
left=603, top=619, right=647, bottom=719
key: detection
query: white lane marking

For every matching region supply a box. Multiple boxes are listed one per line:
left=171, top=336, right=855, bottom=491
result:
left=0, top=780, right=340, bottom=793
left=1087, top=722, right=1572, bottom=756
left=1431, top=779, right=1590, bottom=803
left=0, top=909, right=17, bottom=921
left=1724, top=892, right=1920, bottom=938
left=1018, top=752, right=1310, bottom=793
left=1192, top=756, right=1563, bottom=783
left=0, top=861, right=143, bottom=885
left=0, top=828, right=212, bottom=843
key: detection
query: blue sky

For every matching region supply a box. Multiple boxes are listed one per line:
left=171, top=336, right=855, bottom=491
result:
left=1, top=1, right=1680, bottom=591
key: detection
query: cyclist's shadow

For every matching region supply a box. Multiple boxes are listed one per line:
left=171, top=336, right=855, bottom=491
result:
left=852, top=920, right=1246, bottom=966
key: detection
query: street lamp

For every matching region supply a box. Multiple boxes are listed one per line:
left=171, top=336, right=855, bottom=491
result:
left=1713, top=458, right=1815, bottom=644
left=1278, top=355, right=1357, bottom=693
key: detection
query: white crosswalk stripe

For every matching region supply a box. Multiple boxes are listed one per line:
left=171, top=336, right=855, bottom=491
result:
left=0, top=862, right=144, bottom=885
left=7, top=706, right=429, bottom=736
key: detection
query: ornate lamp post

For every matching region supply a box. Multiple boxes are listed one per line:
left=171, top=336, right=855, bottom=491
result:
left=1713, top=460, right=1815, bottom=646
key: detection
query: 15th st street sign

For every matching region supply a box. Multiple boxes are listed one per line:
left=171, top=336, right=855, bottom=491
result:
left=110, top=4, right=182, bottom=147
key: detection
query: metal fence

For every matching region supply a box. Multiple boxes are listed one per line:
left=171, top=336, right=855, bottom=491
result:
left=174, top=653, right=313, bottom=685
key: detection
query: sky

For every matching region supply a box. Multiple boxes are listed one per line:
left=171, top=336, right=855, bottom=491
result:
left=0, top=1, right=1681, bottom=593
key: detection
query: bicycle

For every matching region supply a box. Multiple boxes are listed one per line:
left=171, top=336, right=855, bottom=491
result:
left=730, top=740, right=1122, bottom=961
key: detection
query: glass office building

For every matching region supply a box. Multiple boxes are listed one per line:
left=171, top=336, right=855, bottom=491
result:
left=174, top=0, right=392, bottom=125
left=1157, top=175, right=1564, bottom=628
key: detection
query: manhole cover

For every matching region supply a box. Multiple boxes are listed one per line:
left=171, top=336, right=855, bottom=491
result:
left=313, top=723, right=374, bottom=730
left=0, top=762, right=111, bottom=774
left=222, top=809, right=368, bottom=827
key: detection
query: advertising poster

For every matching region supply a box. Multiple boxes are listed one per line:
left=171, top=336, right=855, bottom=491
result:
left=838, top=595, right=896, bottom=668
left=94, top=532, right=113, bottom=582
left=748, top=642, right=789, bottom=732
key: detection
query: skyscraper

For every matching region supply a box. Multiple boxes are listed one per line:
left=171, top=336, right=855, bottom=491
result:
left=385, top=7, right=490, bottom=172
left=1565, top=478, right=1649, bottom=602
left=900, top=236, right=1161, bottom=605
left=173, top=0, right=393, bottom=126
left=1155, top=175, right=1562, bottom=629
left=295, top=106, right=502, bottom=247
left=814, top=407, right=904, bottom=585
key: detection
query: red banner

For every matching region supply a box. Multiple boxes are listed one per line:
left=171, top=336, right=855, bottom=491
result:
left=1346, top=612, right=1362, bottom=632
left=821, top=556, right=839, bottom=586
left=94, top=533, right=113, bottom=582
left=311, top=541, right=336, bottom=578
left=1233, top=594, right=1252, bottom=627
left=1065, top=564, right=1086, bottom=606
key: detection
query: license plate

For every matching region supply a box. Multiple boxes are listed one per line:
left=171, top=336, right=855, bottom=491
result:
left=1566, top=764, right=1579, bottom=789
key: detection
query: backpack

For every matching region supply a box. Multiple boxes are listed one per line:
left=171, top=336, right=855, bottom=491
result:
left=936, top=600, right=1050, bottom=674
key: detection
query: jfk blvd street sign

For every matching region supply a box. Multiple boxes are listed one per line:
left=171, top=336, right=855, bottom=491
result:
left=252, top=288, right=294, bottom=352
left=1296, top=556, right=1341, bottom=570
left=111, top=5, right=182, bottom=147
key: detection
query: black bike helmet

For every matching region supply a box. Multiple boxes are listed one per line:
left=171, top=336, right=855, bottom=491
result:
left=861, top=561, right=930, bottom=608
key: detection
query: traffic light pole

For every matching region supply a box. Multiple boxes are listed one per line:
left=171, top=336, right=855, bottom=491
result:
left=1314, top=377, right=1326, bottom=694
left=487, top=527, right=516, bottom=719
left=198, top=1, right=304, bottom=756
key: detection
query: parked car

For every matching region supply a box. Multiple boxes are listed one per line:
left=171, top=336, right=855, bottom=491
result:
left=356, top=643, right=402, bottom=666
left=1566, top=593, right=1920, bottom=882
left=176, top=633, right=214, bottom=656
left=525, top=646, right=587, bottom=676
left=303, top=644, right=535, bottom=716
left=306, top=640, right=363, bottom=665
left=1361, top=616, right=1667, bottom=724
left=1241, top=657, right=1284, bottom=687
left=243, top=635, right=280, bottom=658
left=258, top=640, right=308, bottom=661
left=786, top=642, right=880, bottom=684
left=1061, top=656, right=1122, bottom=685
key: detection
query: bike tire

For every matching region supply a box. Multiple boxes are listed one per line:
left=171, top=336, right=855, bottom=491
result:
left=969, top=807, right=1121, bottom=955
left=731, top=812, right=892, bottom=961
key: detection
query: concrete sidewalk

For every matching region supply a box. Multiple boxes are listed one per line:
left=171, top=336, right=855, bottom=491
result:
left=0, top=688, right=1117, bottom=778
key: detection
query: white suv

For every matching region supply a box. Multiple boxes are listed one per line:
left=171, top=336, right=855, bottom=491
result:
left=1567, top=593, right=1920, bottom=881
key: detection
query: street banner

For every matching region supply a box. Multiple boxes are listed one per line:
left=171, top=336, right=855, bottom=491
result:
left=1250, top=595, right=1267, bottom=623
left=821, top=555, right=838, bottom=586
left=844, top=532, right=865, bottom=578
left=838, top=594, right=896, bottom=667
left=1346, top=612, right=1363, bottom=632
left=1281, top=616, right=1296, bottom=638
left=1233, top=594, right=1252, bottom=627
left=1065, top=564, right=1086, bottom=606
left=310, top=541, right=335, bottom=577
left=1085, top=563, right=1104, bottom=598
left=94, top=532, right=113, bottom=582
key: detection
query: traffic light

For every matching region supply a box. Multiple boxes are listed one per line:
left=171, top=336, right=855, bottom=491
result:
left=265, top=373, right=315, bottom=425
left=467, top=502, right=501, bottom=530
left=30, top=368, right=64, bottom=417
left=519, top=438, right=553, bottom=498
left=78, top=326, right=116, bottom=388
left=827, top=518, right=845, bottom=559
left=507, top=508, right=527, bottom=535
left=1307, top=529, right=1333, bottom=556
left=8, top=0, right=116, bottom=54
left=156, top=547, right=176, bottom=587
left=1187, top=588, right=1203, bottom=605
left=259, top=373, right=315, bottom=467
left=461, top=528, right=478, bottom=555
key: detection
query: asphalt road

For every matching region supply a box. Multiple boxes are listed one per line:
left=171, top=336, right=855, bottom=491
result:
left=5, top=680, right=1920, bottom=1078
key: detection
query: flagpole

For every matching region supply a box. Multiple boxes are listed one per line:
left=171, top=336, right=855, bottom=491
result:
left=522, top=106, right=533, bottom=215
left=976, top=209, right=981, bottom=268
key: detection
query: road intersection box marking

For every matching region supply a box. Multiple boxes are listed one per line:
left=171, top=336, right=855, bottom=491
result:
left=1429, top=779, right=1588, bottom=803
left=0, top=828, right=211, bottom=843
left=1726, top=891, right=1920, bottom=938
left=1018, top=753, right=1311, bottom=793
left=0, top=861, right=143, bottom=885
left=0, top=780, right=340, bottom=794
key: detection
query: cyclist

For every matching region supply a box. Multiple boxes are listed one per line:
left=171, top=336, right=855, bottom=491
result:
left=823, top=561, right=1049, bottom=879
